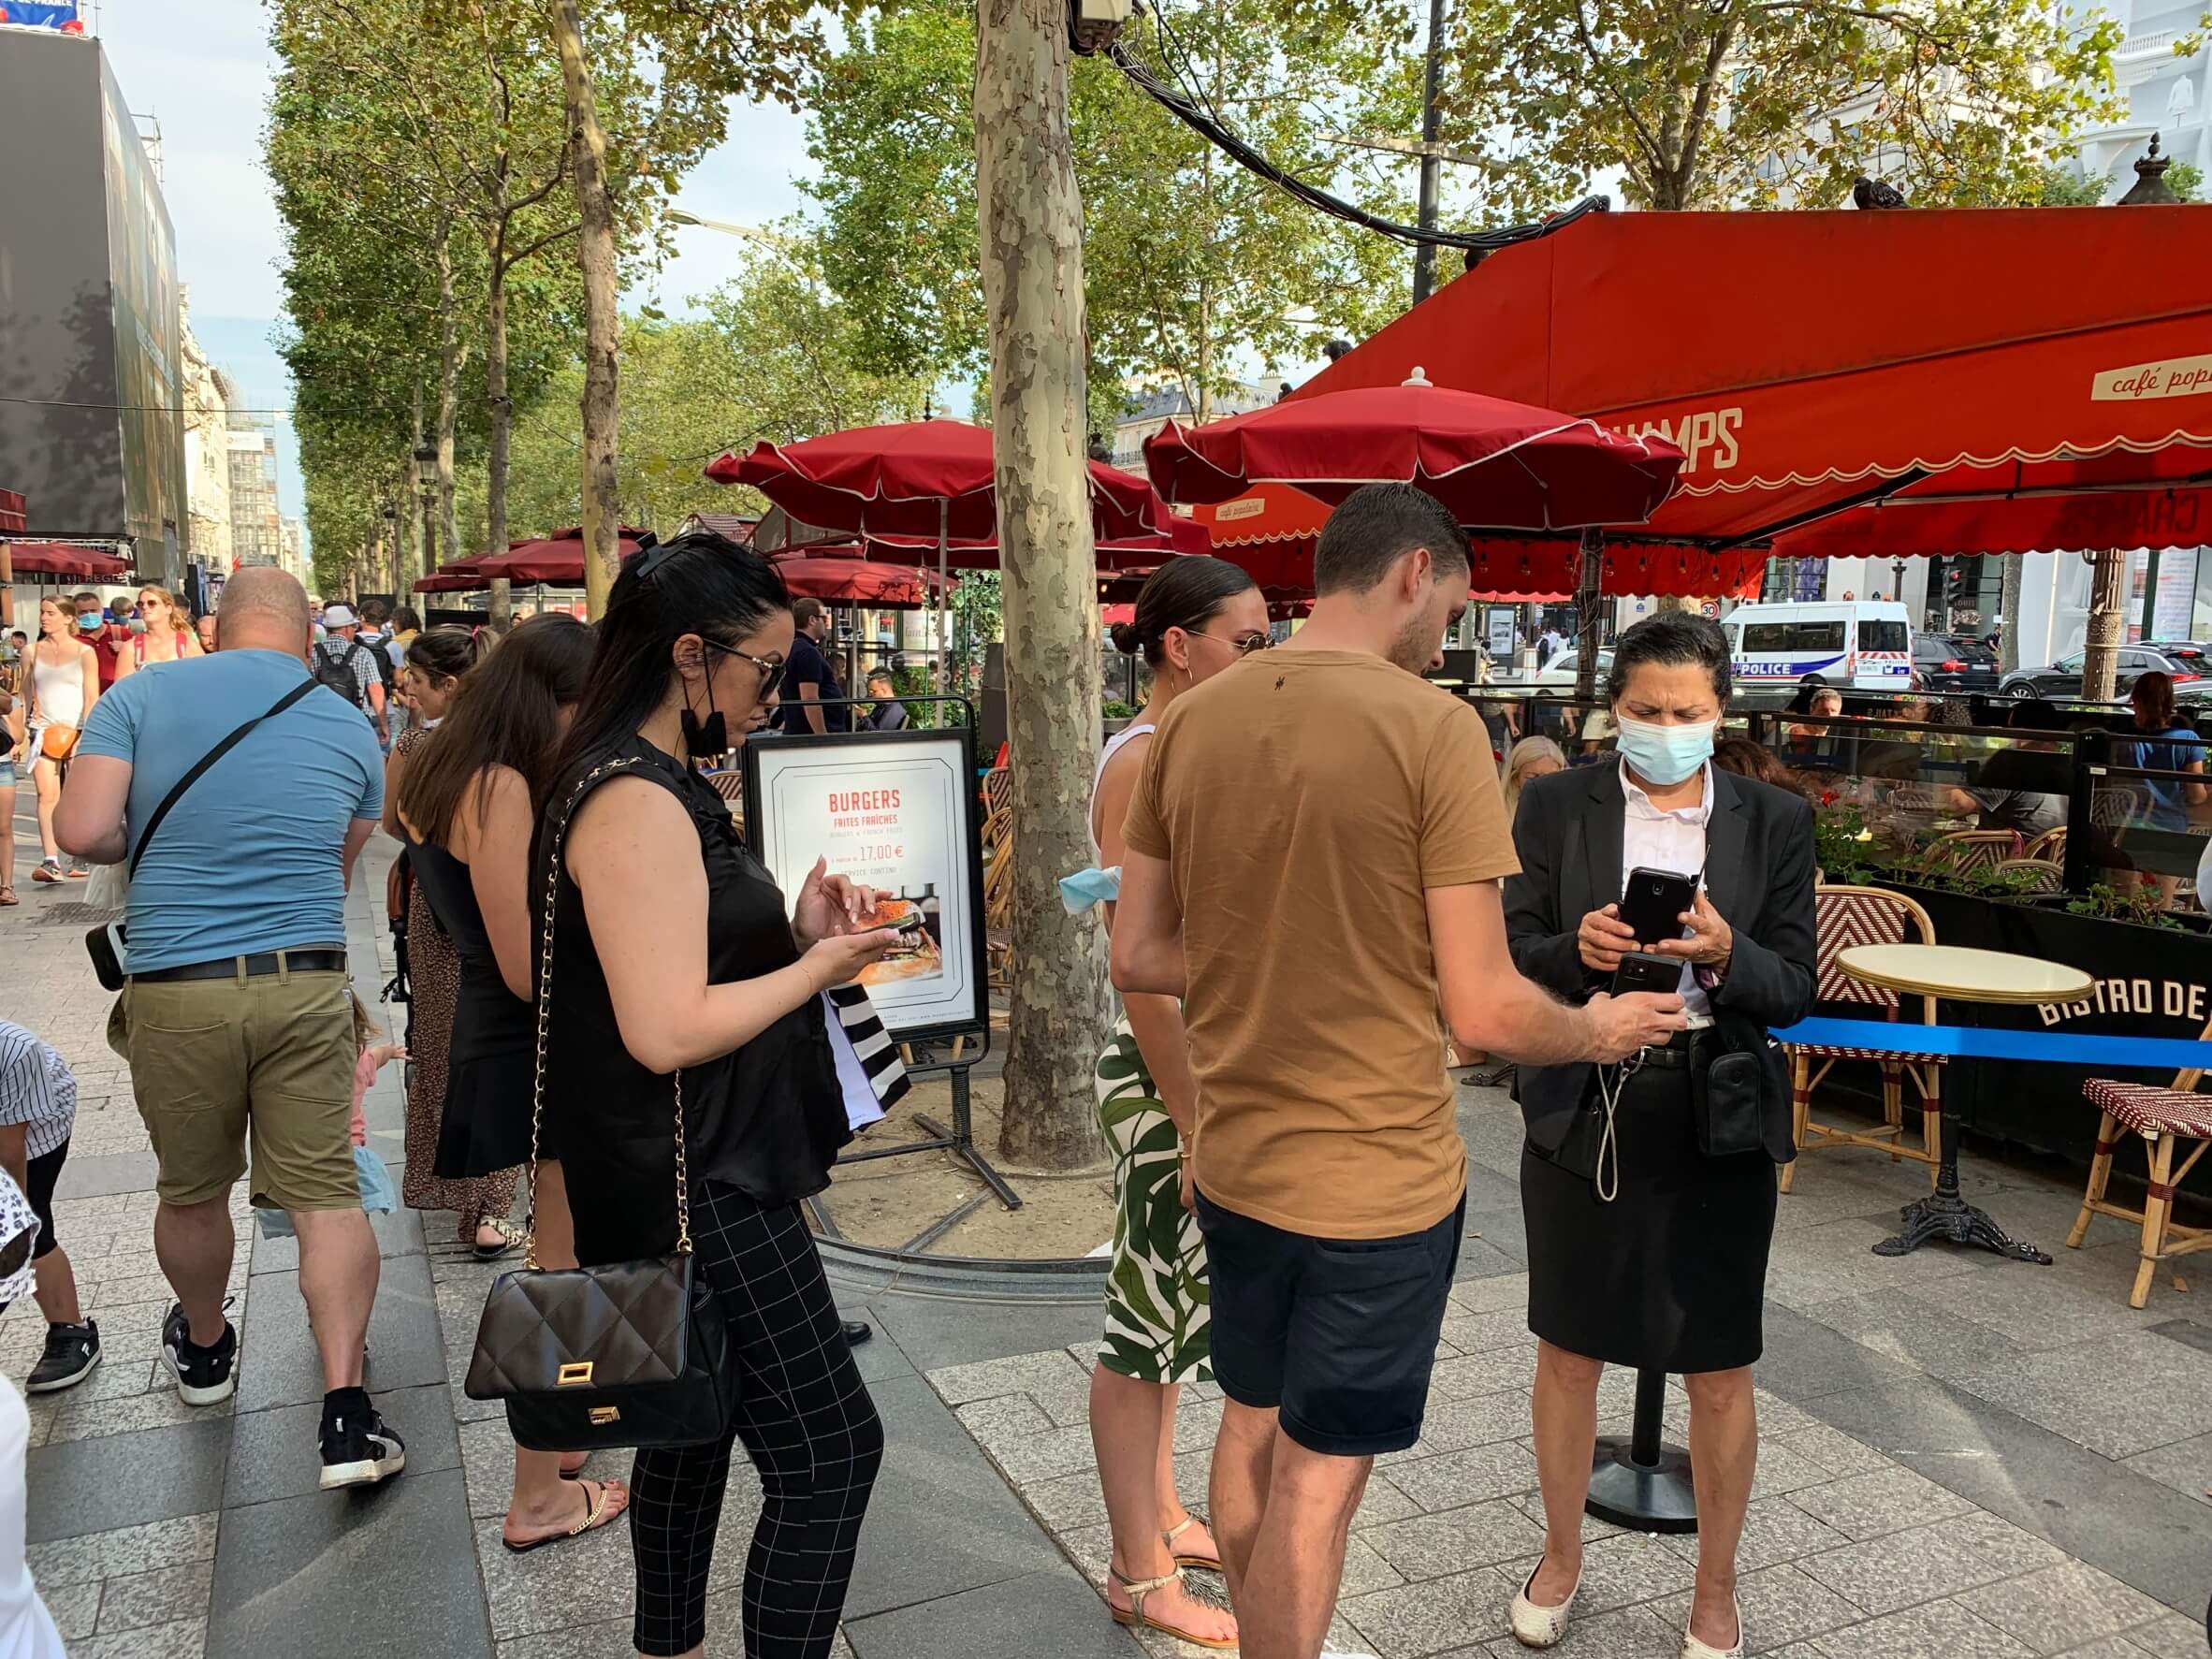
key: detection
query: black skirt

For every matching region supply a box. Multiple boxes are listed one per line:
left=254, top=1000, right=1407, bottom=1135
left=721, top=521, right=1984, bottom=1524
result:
left=1521, top=1063, right=1776, bottom=1373
left=432, top=1046, right=532, bottom=1181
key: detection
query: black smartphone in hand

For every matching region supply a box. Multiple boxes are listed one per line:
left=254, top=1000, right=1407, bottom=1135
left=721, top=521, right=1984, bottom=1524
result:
left=1611, top=951, right=1682, bottom=997
left=1618, top=866, right=1699, bottom=946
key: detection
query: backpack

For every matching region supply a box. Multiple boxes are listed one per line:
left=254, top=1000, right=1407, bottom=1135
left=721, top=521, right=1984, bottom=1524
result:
left=312, top=640, right=363, bottom=704
left=360, top=632, right=400, bottom=700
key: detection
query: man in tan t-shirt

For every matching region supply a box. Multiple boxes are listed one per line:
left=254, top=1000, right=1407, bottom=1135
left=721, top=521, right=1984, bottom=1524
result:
left=1115, top=483, right=1684, bottom=1659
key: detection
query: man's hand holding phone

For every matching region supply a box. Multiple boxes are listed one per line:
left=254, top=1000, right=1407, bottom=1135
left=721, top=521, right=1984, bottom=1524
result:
left=1582, top=989, right=1690, bottom=1062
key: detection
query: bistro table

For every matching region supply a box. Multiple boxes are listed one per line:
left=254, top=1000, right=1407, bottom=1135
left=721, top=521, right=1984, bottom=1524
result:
left=1835, top=942, right=2095, bottom=1265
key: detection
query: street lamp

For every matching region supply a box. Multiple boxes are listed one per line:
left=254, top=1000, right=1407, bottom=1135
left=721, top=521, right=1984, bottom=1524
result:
left=1892, top=558, right=1908, bottom=620
left=413, top=440, right=439, bottom=580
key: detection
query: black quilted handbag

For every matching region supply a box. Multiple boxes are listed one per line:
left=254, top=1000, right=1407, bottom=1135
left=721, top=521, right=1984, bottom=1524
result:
left=463, top=758, right=740, bottom=1452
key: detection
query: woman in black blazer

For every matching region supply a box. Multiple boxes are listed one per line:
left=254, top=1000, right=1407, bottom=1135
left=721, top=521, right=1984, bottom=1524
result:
left=1502, top=614, right=1816, bottom=1659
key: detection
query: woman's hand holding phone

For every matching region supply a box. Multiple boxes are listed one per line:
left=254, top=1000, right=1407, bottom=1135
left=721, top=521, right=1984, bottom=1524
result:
left=1578, top=905, right=1638, bottom=972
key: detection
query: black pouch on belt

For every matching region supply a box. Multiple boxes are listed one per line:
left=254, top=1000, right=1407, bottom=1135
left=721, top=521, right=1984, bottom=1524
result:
left=1690, top=1025, right=1769, bottom=1158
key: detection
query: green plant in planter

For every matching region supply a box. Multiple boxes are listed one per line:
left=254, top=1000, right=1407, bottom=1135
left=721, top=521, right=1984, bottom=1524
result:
left=1812, top=799, right=1880, bottom=884
left=2063, top=883, right=2189, bottom=931
left=1102, top=700, right=1139, bottom=721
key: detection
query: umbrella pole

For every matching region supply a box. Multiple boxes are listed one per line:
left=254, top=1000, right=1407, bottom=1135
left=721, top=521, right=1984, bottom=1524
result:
left=1573, top=527, right=1605, bottom=711
left=937, top=498, right=951, bottom=695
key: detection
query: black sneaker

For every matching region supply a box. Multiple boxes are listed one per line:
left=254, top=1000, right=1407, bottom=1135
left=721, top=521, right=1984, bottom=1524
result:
left=25, top=1320, right=100, bottom=1393
left=319, top=1394, right=405, bottom=1491
left=160, top=1303, right=238, bottom=1406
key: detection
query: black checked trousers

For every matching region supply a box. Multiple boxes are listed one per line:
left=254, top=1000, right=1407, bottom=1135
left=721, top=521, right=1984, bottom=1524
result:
left=630, top=1184, right=884, bottom=1658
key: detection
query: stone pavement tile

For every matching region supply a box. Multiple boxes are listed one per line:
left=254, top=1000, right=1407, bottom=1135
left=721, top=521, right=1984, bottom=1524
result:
left=1425, top=1346, right=1536, bottom=1404
left=1436, top=1307, right=1537, bottom=1356
left=1768, top=1420, right=1896, bottom=1479
left=1791, top=1513, right=2061, bottom=1617
left=66, top=1616, right=208, bottom=1659
left=1338, top=1533, right=1409, bottom=1597
left=1454, top=1234, right=1523, bottom=1282
left=1784, top=1464, right=1976, bottom=1540
left=1501, top=1534, right=1697, bottom=1618
left=1363, top=1498, right=1548, bottom=1581
left=1953, top=1333, right=2212, bottom=1461
left=849, top=1374, right=1064, bottom=1622
left=12, top=1349, right=164, bottom=1408
left=2118, top=1429, right=2212, bottom=1507
left=1797, top=1288, right=2033, bottom=1382
left=1953, top=1562, right=2174, bottom=1656
left=473, top=1503, right=633, bottom=1642
left=1336, top=1563, right=1520, bottom=1659
left=957, top=1392, right=1099, bottom=1482
left=25, top=1417, right=230, bottom=1543
left=39, top=1574, right=99, bottom=1639
left=1650, top=1562, right=1865, bottom=1653
left=2054, top=1642, right=2151, bottom=1659
left=870, top=1292, right=1107, bottom=1373
left=1022, top=1464, right=1111, bottom=1534
left=1654, top=1496, right=1854, bottom=1575
left=1504, top=1488, right=1625, bottom=1547
left=1447, top=1273, right=1531, bottom=1317
left=1907, top=1266, right=2166, bottom=1354
left=1765, top=1216, right=1991, bottom=1307
left=213, top=1472, right=490, bottom=1658
left=1458, top=1209, right=1531, bottom=1268
left=924, top=1344, right=1093, bottom=1407
left=1751, top=1305, right=1920, bottom=1405
left=1388, top=1441, right=1541, bottom=1513
left=845, top=1565, right=1141, bottom=1659
left=840, top=1308, right=919, bottom=1387
left=225, top=1380, right=458, bottom=1507
left=494, top=1615, right=634, bottom=1658
left=45, top=1385, right=234, bottom=1445
left=1391, top=1390, right=1532, bottom=1460
left=1804, top=1597, right=2038, bottom=1659
left=2113, top=1609, right=2212, bottom=1658
left=1800, top=1374, right=2211, bottom=1618
left=92, top=1561, right=213, bottom=1635
left=51, top=1151, right=163, bottom=1201
left=27, top=1511, right=219, bottom=1590
left=236, top=1247, right=444, bottom=1413
left=1171, top=1392, right=1224, bottom=1452
left=1745, top=1435, right=1847, bottom=1501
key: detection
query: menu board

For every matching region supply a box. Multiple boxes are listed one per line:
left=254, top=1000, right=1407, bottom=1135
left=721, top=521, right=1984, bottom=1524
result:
left=743, top=725, right=986, bottom=1041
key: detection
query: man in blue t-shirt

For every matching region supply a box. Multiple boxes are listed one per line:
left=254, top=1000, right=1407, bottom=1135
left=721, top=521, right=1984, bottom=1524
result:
left=776, top=597, right=852, bottom=735
left=55, top=567, right=406, bottom=1494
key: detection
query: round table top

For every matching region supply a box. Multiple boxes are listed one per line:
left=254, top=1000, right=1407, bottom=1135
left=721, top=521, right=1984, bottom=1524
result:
left=1836, top=943, right=2095, bottom=1006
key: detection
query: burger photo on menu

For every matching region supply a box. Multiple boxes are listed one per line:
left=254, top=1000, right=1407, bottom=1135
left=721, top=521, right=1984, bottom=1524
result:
left=856, top=895, right=945, bottom=986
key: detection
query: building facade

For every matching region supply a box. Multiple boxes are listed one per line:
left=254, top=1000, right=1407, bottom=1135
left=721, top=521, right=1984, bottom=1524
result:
left=179, top=309, right=233, bottom=575
left=226, top=415, right=283, bottom=569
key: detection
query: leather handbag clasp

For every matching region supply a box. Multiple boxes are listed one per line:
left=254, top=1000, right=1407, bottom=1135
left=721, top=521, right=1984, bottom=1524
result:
left=557, top=1361, right=593, bottom=1387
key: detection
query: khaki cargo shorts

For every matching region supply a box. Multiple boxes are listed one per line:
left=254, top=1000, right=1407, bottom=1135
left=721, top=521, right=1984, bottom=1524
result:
left=122, top=962, right=360, bottom=1212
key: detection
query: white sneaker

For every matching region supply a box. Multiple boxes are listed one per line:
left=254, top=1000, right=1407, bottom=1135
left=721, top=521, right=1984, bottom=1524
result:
left=1680, top=1596, right=1744, bottom=1658
left=1508, top=1560, right=1580, bottom=1649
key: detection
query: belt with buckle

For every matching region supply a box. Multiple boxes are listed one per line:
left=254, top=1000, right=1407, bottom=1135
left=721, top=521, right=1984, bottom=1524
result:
left=131, top=949, right=347, bottom=984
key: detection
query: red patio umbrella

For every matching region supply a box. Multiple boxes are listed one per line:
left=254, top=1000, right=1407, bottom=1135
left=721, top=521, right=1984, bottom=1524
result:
left=1145, top=371, right=1683, bottom=530
left=769, top=555, right=949, bottom=609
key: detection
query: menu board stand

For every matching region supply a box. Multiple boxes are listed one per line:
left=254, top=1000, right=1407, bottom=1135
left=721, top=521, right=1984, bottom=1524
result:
left=741, top=699, right=1021, bottom=1249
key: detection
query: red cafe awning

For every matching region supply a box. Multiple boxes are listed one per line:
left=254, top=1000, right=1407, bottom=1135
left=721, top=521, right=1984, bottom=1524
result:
left=768, top=555, right=948, bottom=609
left=1191, top=484, right=1763, bottom=599
left=1305, top=207, right=2212, bottom=558
left=0, top=489, right=25, bottom=536
left=3, top=543, right=130, bottom=579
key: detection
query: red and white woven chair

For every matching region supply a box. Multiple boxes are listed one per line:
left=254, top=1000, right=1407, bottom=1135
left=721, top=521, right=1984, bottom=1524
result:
left=1779, top=886, right=1945, bottom=1195
left=2069, top=1026, right=2212, bottom=1308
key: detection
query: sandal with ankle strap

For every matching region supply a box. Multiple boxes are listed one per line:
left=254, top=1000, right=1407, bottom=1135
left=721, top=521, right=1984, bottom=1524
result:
left=1163, top=1513, right=1222, bottom=1572
left=1107, top=1564, right=1237, bottom=1652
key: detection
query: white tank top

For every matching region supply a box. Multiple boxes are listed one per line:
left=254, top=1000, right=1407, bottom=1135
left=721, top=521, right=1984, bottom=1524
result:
left=1088, top=720, right=1157, bottom=862
left=28, top=648, right=83, bottom=731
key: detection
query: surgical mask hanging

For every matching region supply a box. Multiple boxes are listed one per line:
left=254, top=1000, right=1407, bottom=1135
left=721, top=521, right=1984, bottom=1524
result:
left=679, top=640, right=729, bottom=758
left=1614, top=715, right=1716, bottom=786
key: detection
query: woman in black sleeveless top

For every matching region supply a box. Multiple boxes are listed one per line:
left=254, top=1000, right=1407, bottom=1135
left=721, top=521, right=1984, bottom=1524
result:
left=538, top=531, right=899, bottom=1659
left=397, top=615, right=632, bottom=1553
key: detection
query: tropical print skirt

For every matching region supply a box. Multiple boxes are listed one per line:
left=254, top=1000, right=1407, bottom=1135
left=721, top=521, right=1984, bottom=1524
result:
left=1094, top=1017, right=1211, bottom=1384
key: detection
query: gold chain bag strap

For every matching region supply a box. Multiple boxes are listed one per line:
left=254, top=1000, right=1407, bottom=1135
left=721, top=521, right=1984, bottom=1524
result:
left=463, top=757, right=741, bottom=1451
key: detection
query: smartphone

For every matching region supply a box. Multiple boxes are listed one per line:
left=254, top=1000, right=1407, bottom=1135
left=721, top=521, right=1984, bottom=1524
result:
left=1618, top=866, right=1699, bottom=946
left=1611, top=951, right=1682, bottom=997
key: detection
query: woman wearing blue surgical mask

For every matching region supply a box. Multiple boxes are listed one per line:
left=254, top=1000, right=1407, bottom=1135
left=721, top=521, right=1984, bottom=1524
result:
left=1499, top=612, right=1817, bottom=1659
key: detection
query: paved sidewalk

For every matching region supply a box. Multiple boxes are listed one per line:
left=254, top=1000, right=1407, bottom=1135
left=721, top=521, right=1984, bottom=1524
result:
left=3, top=799, right=2208, bottom=1658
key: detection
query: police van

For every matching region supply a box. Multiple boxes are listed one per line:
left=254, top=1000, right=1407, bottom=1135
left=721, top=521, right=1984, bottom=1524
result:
left=1720, top=601, right=1913, bottom=706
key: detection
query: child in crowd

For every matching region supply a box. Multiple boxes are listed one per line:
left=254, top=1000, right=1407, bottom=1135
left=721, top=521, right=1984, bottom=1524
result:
left=0, top=1022, right=96, bottom=1392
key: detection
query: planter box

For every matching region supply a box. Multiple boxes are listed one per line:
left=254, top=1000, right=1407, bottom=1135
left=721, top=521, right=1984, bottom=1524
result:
left=1829, top=879, right=2212, bottom=1203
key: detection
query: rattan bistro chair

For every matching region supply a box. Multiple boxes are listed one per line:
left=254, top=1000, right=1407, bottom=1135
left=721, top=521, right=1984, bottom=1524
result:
left=1928, top=829, right=2022, bottom=879
left=2069, top=1020, right=2212, bottom=1308
left=1780, top=885, right=1946, bottom=1195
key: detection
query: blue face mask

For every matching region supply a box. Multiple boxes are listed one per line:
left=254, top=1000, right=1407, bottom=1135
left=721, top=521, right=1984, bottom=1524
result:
left=76, top=614, right=102, bottom=633
left=1615, top=715, right=1716, bottom=787
left=1058, top=866, right=1121, bottom=913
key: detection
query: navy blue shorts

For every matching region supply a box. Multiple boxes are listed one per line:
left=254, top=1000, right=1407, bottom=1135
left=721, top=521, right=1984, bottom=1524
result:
left=1192, top=1187, right=1463, bottom=1457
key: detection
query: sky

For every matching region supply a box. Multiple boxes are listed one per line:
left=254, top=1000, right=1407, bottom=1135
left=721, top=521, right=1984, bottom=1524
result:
left=94, top=0, right=820, bottom=556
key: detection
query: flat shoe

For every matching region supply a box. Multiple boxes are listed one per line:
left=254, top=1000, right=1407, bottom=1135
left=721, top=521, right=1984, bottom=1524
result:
left=1680, top=1596, right=1743, bottom=1658
left=1106, top=1565, right=1237, bottom=1652
left=1509, top=1560, right=1580, bottom=1649
left=502, top=1477, right=628, bottom=1553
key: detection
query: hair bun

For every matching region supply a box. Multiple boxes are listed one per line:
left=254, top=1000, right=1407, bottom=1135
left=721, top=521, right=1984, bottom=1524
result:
left=1108, top=620, right=1142, bottom=655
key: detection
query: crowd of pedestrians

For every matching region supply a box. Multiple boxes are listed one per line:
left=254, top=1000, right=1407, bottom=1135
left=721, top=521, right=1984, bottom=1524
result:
left=0, top=499, right=1826, bottom=1659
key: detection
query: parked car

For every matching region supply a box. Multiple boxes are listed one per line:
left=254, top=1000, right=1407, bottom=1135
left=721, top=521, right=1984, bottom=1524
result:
left=1999, top=644, right=2207, bottom=700
left=1913, top=633, right=1998, bottom=693
left=1534, top=648, right=1613, bottom=687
